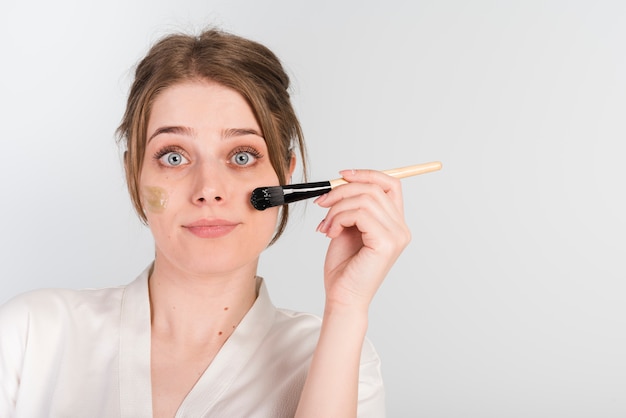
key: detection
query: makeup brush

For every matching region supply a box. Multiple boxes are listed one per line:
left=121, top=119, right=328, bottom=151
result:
left=250, top=161, right=442, bottom=211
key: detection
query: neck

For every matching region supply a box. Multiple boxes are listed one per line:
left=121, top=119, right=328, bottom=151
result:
left=148, top=256, right=259, bottom=346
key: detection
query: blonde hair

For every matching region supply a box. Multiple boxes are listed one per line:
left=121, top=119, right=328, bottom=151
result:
left=117, top=28, right=307, bottom=243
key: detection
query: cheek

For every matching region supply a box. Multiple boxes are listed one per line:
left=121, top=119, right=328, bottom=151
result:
left=141, top=186, right=169, bottom=213
left=254, top=206, right=281, bottom=243
left=245, top=171, right=282, bottom=239
left=139, top=183, right=177, bottom=237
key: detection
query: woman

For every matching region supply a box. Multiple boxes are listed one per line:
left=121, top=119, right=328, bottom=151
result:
left=0, top=28, right=410, bottom=417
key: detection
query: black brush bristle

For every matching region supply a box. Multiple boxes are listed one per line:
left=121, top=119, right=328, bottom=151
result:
left=251, top=180, right=333, bottom=210
left=250, top=186, right=285, bottom=210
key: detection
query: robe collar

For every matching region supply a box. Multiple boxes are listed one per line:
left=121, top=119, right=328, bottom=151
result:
left=118, top=264, right=275, bottom=417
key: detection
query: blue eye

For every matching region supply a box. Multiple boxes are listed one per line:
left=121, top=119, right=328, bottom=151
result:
left=231, top=151, right=256, bottom=166
left=157, top=151, right=188, bottom=166
left=233, top=152, right=249, bottom=165
left=168, top=153, right=183, bottom=165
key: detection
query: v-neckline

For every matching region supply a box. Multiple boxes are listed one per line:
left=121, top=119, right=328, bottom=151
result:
left=175, top=277, right=274, bottom=416
left=118, top=267, right=275, bottom=417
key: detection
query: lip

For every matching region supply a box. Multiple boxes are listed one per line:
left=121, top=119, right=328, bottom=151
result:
left=182, top=218, right=240, bottom=239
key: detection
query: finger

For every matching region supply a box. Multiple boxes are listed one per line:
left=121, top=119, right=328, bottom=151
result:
left=317, top=182, right=399, bottom=217
left=332, top=169, right=405, bottom=214
left=324, top=205, right=411, bottom=254
left=317, top=187, right=401, bottom=236
left=316, top=182, right=403, bottom=225
left=319, top=193, right=409, bottom=246
left=339, top=168, right=403, bottom=193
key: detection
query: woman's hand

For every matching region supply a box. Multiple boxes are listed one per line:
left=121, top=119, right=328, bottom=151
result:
left=296, top=169, right=409, bottom=417
left=315, top=169, right=412, bottom=313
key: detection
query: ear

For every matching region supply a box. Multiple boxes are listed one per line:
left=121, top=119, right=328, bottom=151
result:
left=288, top=152, right=296, bottom=182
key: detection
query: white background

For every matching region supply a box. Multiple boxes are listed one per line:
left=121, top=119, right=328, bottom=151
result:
left=1, top=0, right=625, bottom=416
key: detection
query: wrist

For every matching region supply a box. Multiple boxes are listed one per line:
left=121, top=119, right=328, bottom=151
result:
left=322, top=301, right=369, bottom=333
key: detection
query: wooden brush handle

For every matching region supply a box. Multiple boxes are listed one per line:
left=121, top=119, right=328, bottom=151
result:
left=329, top=161, right=442, bottom=187
left=382, top=161, right=443, bottom=179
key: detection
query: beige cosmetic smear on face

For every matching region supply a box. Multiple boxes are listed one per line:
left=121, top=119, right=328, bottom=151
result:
left=142, top=186, right=168, bottom=213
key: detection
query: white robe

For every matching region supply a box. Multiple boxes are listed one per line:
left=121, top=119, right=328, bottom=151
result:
left=0, top=266, right=386, bottom=417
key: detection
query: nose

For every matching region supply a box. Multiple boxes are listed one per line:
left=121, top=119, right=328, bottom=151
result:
left=191, top=161, right=228, bottom=205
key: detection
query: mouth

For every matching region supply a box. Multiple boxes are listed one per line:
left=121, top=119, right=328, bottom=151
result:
left=182, top=218, right=240, bottom=239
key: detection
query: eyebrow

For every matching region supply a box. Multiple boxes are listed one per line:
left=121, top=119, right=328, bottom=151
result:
left=147, top=126, right=264, bottom=143
left=223, top=128, right=264, bottom=139
left=148, top=126, right=194, bottom=142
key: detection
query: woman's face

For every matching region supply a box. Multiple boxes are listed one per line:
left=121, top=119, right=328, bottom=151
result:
left=140, top=80, right=283, bottom=277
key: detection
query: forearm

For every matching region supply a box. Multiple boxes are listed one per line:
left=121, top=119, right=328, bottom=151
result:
left=295, top=305, right=369, bottom=418
left=300, top=169, right=409, bottom=416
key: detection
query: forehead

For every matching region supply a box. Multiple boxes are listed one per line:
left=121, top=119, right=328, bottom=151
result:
left=147, top=80, right=259, bottom=134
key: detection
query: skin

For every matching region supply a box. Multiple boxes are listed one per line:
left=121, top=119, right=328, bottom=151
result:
left=296, top=169, right=411, bottom=417
left=141, top=81, right=281, bottom=280
left=140, top=79, right=411, bottom=417
left=141, top=80, right=288, bottom=417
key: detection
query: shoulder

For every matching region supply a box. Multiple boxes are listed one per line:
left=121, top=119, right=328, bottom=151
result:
left=269, top=307, right=386, bottom=415
left=268, top=306, right=384, bottom=375
left=0, top=284, right=130, bottom=385
left=256, top=281, right=383, bottom=368
left=255, top=306, right=323, bottom=362
left=357, top=337, right=386, bottom=416
left=0, top=283, right=135, bottom=417
left=1, top=285, right=125, bottom=317
left=273, top=306, right=323, bottom=333
left=0, top=285, right=127, bottom=338
left=252, top=278, right=324, bottom=349
left=0, top=265, right=151, bottom=323
left=270, top=307, right=381, bottom=358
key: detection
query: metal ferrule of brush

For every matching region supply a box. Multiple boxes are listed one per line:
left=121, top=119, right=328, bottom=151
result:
left=281, top=181, right=332, bottom=204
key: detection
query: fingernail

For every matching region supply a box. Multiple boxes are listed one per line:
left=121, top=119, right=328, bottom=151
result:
left=313, top=193, right=328, bottom=204
left=339, top=169, right=357, bottom=177
left=316, top=219, right=326, bottom=232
